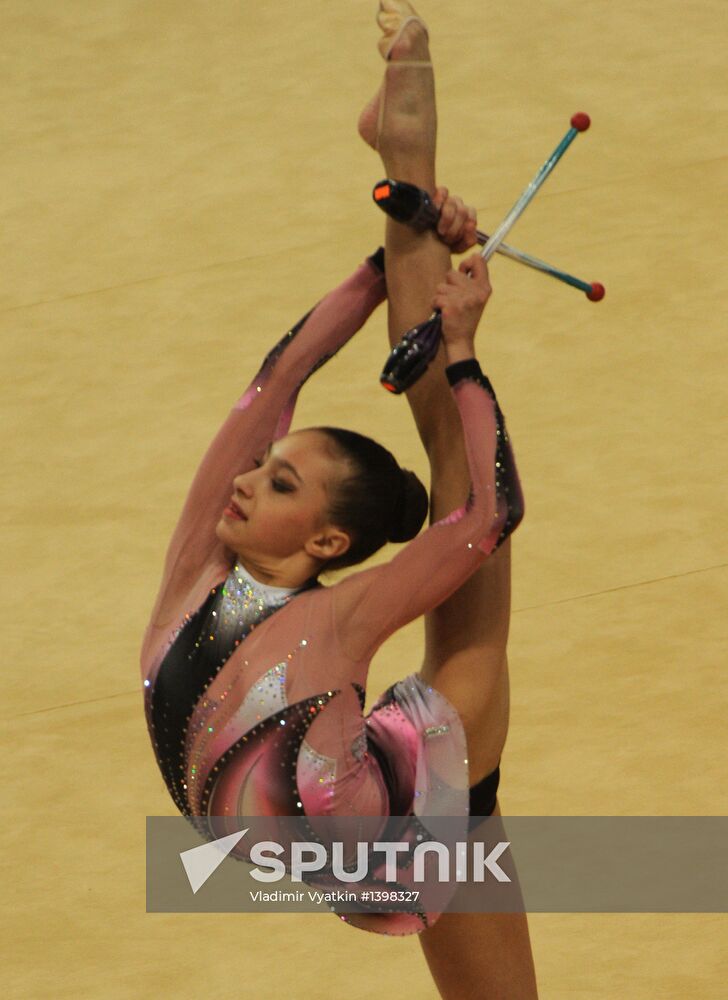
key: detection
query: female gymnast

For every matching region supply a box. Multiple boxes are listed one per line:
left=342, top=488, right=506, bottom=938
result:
left=141, top=0, right=537, bottom=994
left=356, top=3, right=538, bottom=995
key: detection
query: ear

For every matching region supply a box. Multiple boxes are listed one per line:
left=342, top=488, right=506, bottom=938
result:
left=304, top=526, right=351, bottom=562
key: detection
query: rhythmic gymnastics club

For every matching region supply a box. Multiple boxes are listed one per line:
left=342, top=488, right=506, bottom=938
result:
left=482, top=236, right=605, bottom=301
left=380, top=113, right=596, bottom=394
left=480, top=112, right=592, bottom=261
left=373, top=177, right=605, bottom=301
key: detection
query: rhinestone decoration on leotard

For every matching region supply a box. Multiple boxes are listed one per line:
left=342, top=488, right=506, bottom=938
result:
left=196, top=688, right=340, bottom=839
left=234, top=662, right=287, bottom=729
left=452, top=369, right=525, bottom=550
left=350, top=728, right=368, bottom=764
left=299, top=738, right=337, bottom=788
left=146, top=561, right=308, bottom=815
left=424, top=724, right=451, bottom=738
left=184, top=658, right=290, bottom=807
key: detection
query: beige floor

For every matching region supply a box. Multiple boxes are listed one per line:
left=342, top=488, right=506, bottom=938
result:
left=2, top=1, right=726, bottom=997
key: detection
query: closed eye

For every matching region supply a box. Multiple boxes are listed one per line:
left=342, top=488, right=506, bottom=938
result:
left=253, top=453, right=295, bottom=493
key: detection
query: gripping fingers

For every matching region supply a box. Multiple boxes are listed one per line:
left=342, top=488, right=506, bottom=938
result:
left=455, top=206, right=479, bottom=254
left=435, top=189, right=479, bottom=252
left=433, top=185, right=449, bottom=210
left=460, top=252, right=491, bottom=293
left=432, top=258, right=492, bottom=345
left=438, top=195, right=467, bottom=243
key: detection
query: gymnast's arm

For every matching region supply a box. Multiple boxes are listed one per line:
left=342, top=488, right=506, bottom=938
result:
left=148, top=256, right=386, bottom=628
left=332, top=255, right=524, bottom=663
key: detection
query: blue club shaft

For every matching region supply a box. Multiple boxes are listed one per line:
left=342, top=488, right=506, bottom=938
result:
left=475, top=227, right=592, bottom=294
left=481, top=125, right=581, bottom=262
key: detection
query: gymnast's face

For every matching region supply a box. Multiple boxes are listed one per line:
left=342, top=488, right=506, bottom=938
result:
left=215, top=430, right=351, bottom=567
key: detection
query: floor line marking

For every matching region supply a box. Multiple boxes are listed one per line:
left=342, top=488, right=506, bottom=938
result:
left=6, top=562, right=726, bottom=721
left=514, top=561, right=728, bottom=614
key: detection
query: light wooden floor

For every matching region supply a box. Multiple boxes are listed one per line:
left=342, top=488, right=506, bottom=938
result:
left=3, top=1, right=726, bottom=997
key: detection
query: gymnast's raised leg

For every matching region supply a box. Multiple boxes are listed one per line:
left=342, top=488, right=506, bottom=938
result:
left=359, top=3, right=538, bottom=996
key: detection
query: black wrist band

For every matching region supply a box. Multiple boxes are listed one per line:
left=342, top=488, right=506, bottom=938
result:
left=445, top=357, right=484, bottom=386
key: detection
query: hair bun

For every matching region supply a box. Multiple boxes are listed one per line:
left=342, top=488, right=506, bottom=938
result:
left=388, top=468, right=429, bottom=543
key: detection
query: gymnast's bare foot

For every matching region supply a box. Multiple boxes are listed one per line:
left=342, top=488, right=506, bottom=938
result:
left=357, top=2, right=436, bottom=189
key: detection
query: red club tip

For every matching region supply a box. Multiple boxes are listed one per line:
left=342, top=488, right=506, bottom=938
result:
left=570, top=112, right=591, bottom=132
left=587, top=282, right=605, bottom=302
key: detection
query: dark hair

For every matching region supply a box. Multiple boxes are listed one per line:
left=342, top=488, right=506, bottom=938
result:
left=313, top=426, right=429, bottom=572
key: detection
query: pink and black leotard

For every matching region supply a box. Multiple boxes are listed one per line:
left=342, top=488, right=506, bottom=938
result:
left=140, top=251, right=523, bottom=933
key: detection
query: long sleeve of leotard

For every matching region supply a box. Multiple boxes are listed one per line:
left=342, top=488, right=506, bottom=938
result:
left=333, top=357, right=524, bottom=663
left=149, top=257, right=386, bottom=625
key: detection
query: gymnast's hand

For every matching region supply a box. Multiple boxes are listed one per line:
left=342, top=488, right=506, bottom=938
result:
left=432, top=254, right=492, bottom=362
left=432, top=187, right=478, bottom=253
